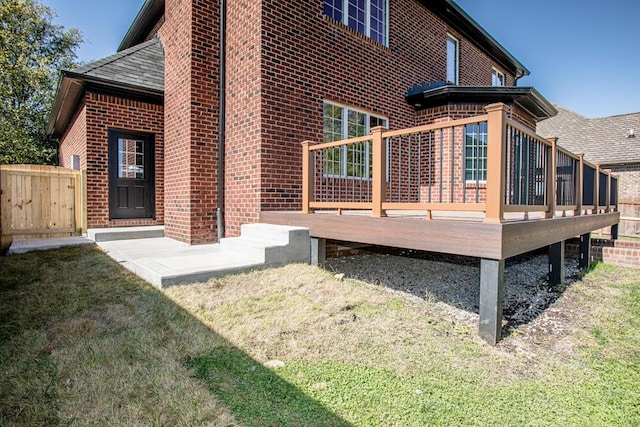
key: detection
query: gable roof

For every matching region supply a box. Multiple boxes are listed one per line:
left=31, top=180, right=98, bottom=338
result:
left=118, top=0, right=528, bottom=79
left=537, top=105, right=640, bottom=165
left=47, top=38, right=164, bottom=138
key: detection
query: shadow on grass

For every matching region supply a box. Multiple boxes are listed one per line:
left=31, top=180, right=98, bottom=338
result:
left=326, top=243, right=577, bottom=331
left=188, top=349, right=350, bottom=427
left=0, top=246, right=351, bottom=426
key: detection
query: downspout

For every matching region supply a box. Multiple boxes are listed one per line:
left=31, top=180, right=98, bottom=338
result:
left=216, top=0, right=227, bottom=242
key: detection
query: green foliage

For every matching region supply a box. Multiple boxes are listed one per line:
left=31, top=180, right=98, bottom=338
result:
left=0, top=0, right=81, bottom=165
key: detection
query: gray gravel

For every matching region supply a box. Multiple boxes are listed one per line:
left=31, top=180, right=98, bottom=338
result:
left=326, top=251, right=580, bottom=327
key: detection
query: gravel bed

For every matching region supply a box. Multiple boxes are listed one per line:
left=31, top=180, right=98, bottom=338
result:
left=326, top=250, right=580, bottom=327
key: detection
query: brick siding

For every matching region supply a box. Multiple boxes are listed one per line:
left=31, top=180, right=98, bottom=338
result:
left=158, top=0, right=220, bottom=244
left=58, top=92, right=164, bottom=229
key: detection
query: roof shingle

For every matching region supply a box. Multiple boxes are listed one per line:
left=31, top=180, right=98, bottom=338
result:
left=537, top=105, right=640, bottom=165
left=71, top=37, right=164, bottom=91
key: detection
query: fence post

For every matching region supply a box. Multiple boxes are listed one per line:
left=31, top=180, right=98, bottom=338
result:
left=301, top=141, right=313, bottom=214
left=484, top=103, right=507, bottom=223
left=371, top=126, right=387, bottom=218
left=545, top=137, right=558, bottom=218
left=575, top=153, right=584, bottom=216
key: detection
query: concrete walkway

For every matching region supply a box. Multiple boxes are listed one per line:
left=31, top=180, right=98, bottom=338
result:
left=7, top=224, right=310, bottom=288
left=97, top=237, right=265, bottom=287
left=7, top=236, right=94, bottom=254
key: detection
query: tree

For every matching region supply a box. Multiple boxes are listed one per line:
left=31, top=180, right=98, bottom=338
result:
left=0, top=0, right=81, bottom=165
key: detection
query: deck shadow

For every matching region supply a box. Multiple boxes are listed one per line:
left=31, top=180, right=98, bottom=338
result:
left=325, top=245, right=579, bottom=331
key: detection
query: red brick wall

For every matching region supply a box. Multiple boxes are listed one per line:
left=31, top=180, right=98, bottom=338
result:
left=81, top=92, right=164, bottom=228
left=241, top=0, right=523, bottom=236
left=224, top=0, right=263, bottom=237
left=59, top=100, right=87, bottom=169
left=158, top=0, right=220, bottom=244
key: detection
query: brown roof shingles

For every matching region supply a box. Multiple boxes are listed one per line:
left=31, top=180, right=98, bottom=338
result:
left=537, top=104, right=640, bottom=165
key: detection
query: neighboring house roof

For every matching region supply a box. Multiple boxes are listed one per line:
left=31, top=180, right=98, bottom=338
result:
left=47, top=38, right=164, bottom=138
left=406, top=83, right=557, bottom=121
left=537, top=105, right=640, bottom=166
left=117, top=0, right=528, bottom=78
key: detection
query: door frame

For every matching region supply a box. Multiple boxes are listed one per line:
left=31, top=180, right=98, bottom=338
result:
left=108, top=128, right=156, bottom=220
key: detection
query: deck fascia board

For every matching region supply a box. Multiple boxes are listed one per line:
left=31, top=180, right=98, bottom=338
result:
left=260, top=211, right=620, bottom=261
left=260, top=211, right=502, bottom=259
left=501, top=212, right=620, bottom=258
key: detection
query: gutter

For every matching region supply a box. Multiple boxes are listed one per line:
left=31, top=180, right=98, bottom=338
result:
left=217, top=0, right=227, bottom=242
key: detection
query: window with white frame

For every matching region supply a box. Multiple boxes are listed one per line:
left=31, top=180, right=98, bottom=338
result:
left=323, top=101, right=388, bottom=179
left=446, top=34, right=459, bottom=84
left=464, top=122, right=488, bottom=182
left=323, top=0, right=389, bottom=45
left=492, top=68, right=505, bottom=87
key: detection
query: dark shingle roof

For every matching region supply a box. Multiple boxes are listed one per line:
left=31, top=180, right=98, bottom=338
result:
left=47, top=37, right=164, bottom=137
left=71, top=37, right=164, bottom=91
left=537, top=105, right=640, bottom=165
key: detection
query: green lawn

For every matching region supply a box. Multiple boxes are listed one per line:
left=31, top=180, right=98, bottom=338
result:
left=1, top=246, right=638, bottom=426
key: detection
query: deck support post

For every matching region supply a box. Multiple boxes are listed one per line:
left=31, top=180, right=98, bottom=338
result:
left=579, top=233, right=591, bottom=270
left=479, top=258, right=505, bottom=346
left=549, top=241, right=565, bottom=285
left=310, top=238, right=326, bottom=266
left=611, top=224, right=619, bottom=241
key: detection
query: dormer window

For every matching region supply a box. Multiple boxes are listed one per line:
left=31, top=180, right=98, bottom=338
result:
left=323, top=0, right=389, bottom=46
left=492, top=68, right=505, bottom=87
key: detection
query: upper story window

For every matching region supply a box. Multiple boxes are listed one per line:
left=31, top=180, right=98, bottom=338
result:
left=492, top=68, right=505, bottom=87
left=323, top=0, right=389, bottom=45
left=323, top=101, right=388, bottom=179
left=446, top=34, right=459, bottom=84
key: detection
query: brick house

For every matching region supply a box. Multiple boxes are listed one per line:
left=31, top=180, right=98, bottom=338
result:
left=47, top=0, right=557, bottom=245
left=537, top=105, right=640, bottom=237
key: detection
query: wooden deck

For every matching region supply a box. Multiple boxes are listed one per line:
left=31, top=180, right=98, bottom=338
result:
left=260, top=210, right=620, bottom=260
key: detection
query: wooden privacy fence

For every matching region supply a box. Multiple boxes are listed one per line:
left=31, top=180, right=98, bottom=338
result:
left=0, top=165, right=87, bottom=251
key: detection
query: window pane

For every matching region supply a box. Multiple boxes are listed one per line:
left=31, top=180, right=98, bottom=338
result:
left=464, top=122, right=487, bottom=181
left=323, top=0, right=343, bottom=21
left=347, top=0, right=366, bottom=35
left=369, top=0, right=387, bottom=44
left=447, top=35, right=458, bottom=84
left=118, top=138, right=144, bottom=179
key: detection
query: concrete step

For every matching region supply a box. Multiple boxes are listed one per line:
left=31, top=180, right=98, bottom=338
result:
left=88, top=226, right=165, bottom=242
left=220, top=224, right=310, bottom=266
left=97, top=223, right=310, bottom=288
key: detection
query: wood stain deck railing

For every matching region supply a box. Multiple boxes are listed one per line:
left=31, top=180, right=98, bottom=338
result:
left=302, top=102, right=618, bottom=222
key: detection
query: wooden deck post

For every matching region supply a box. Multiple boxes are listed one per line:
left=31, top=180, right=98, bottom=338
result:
left=549, top=241, right=565, bottom=285
left=301, top=141, right=313, bottom=214
left=371, top=126, right=387, bottom=218
left=605, top=173, right=611, bottom=213
left=594, top=164, right=600, bottom=214
left=545, top=137, right=558, bottom=218
left=484, top=103, right=507, bottom=223
left=479, top=258, right=505, bottom=345
left=575, top=153, right=584, bottom=216
left=579, top=232, right=591, bottom=269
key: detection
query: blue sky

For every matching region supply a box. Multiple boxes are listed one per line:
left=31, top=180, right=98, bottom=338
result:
left=41, top=0, right=640, bottom=118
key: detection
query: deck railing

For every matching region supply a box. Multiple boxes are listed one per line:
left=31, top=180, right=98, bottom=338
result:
left=301, top=102, right=618, bottom=222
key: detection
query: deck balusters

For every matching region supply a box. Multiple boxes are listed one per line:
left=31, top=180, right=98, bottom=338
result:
left=301, top=103, right=617, bottom=220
